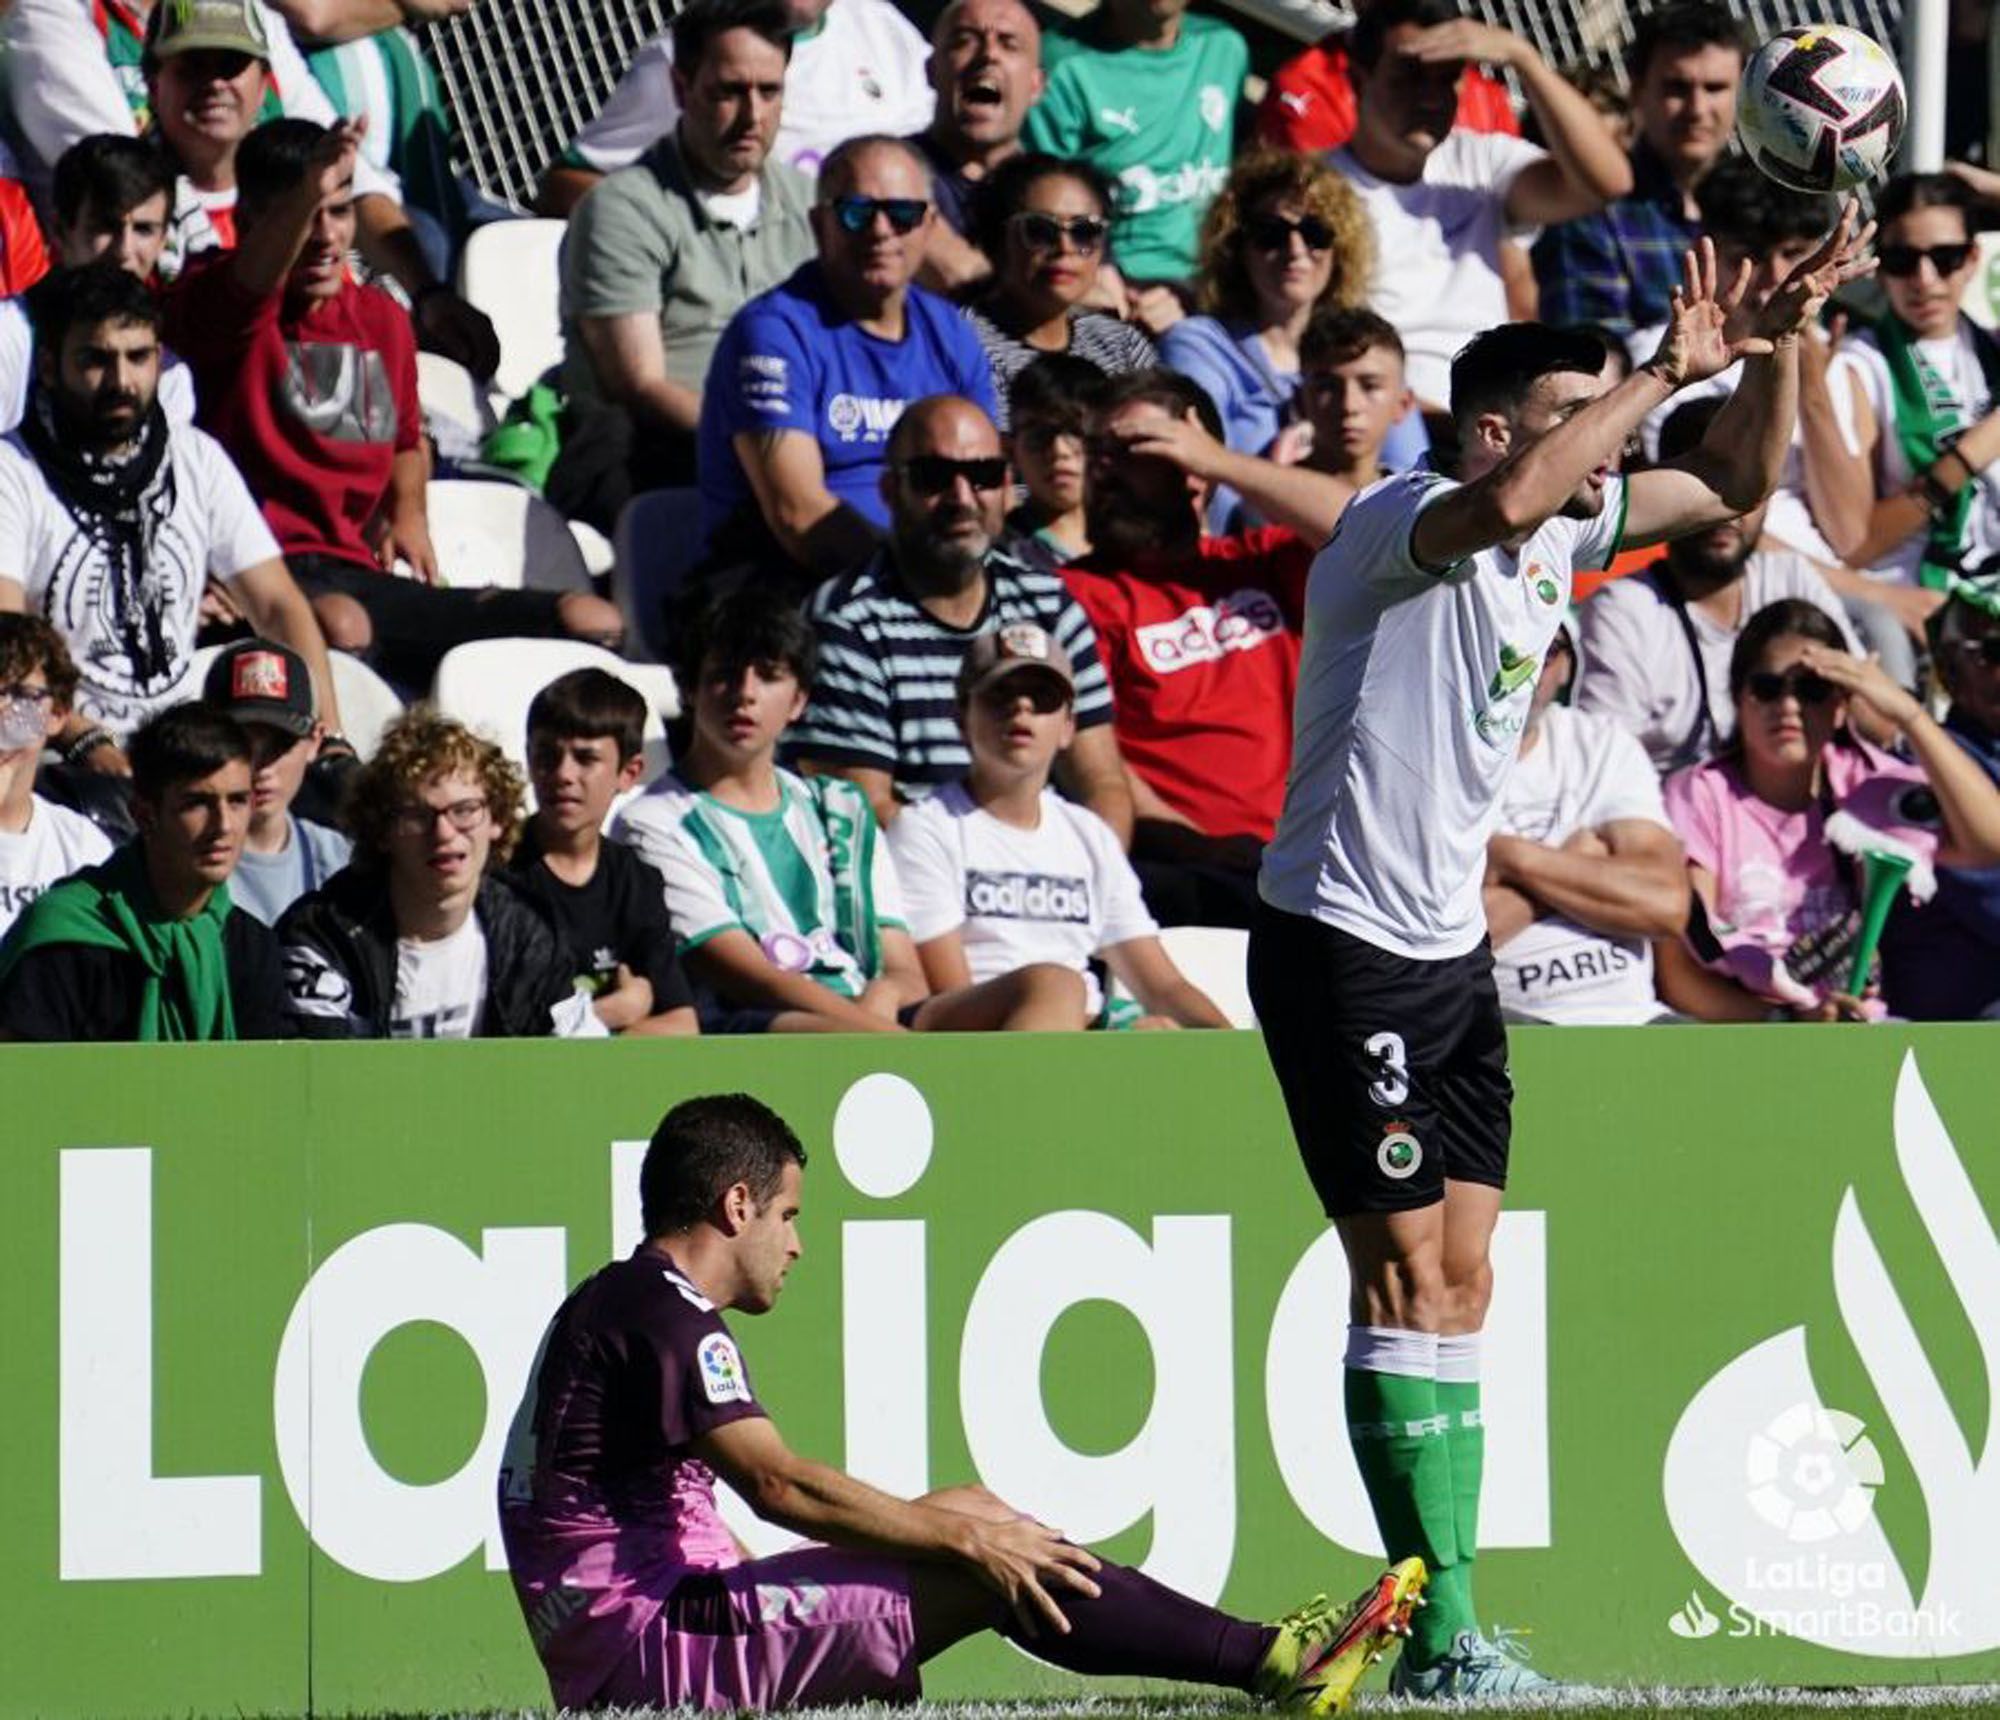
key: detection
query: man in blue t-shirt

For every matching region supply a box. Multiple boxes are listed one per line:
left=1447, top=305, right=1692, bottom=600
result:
left=697, top=133, right=998, bottom=583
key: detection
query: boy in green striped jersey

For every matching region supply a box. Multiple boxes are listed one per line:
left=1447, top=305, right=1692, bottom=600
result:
left=615, top=587, right=1098, bottom=1033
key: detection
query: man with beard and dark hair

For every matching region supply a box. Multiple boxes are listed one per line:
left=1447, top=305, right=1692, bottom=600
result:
left=792, top=393, right=1131, bottom=839
left=0, top=259, right=340, bottom=781
left=1059, top=367, right=1352, bottom=926
left=1576, top=394, right=1858, bottom=775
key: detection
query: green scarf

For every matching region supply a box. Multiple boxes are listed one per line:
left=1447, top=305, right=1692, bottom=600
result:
left=1876, top=312, right=2000, bottom=594
left=0, top=843, right=237, bottom=1041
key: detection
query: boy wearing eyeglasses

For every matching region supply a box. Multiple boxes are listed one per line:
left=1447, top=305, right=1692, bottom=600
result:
left=0, top=615, right=111, bottom=940
left=698, top=133, right=998, bottom=584
left=278, top=708, right=606, bottom=1038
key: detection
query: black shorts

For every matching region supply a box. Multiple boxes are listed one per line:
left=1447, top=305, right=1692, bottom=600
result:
left=1248, top=901, right=1512, bottom=1217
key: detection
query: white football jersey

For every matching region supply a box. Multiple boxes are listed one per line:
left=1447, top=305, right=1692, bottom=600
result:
left=1259, top=469, right=1626, bottom=959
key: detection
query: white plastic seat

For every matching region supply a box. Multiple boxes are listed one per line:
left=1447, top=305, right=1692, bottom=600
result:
left=611, top=487, right=705, bottom=665
left=416, top=351, right=495, bottom=438
left=425, top=479, right=590, bottom=594
left=431, top=638, right=678, bottom=792
left=456, top=218, right=566, bottom=401
left=1157, top=925, right=1255, bottom=1027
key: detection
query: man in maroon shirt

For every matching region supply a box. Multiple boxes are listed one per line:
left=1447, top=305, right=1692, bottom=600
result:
left=1063, top=369, right=1355, bottom=927
left=166, top=118, right=622, bottom=690
left=501, top=1092, right=1427, bottom=1712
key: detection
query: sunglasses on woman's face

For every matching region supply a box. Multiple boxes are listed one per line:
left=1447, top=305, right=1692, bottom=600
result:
left=1877, top=242, right=1973, bottom=279
left=1746, top=669, right=1836, bottom=706
left=830, top=195, right=930, bottom=235
left=1246, top=213, right=1334, bottom=254
left=1011, top=211, right=1108, bottom=254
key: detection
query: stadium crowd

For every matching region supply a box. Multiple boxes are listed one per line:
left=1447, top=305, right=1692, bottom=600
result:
left=3, top=0, right=2000, bottom=1038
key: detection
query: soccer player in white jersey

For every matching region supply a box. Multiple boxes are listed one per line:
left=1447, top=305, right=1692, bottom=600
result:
left=1249, top=214, right=1872, bottom=1699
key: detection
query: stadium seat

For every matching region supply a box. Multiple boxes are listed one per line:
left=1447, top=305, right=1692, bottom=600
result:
left=431, top=638, right=679, bottom=795
left=187, top=644, right=405, bottom=760
left=612, top=488, right=705, bottom=665
left=456, top=218, right=567, bottom=401
left=425, top=479, right=591, bottom=594
left=1158, top=926, right=1255, bottom=1027
left=415, top=351, right=495, bottom=438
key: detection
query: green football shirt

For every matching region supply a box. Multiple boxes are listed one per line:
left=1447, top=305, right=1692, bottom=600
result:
left=1023, top=11, right=1248, bottom=283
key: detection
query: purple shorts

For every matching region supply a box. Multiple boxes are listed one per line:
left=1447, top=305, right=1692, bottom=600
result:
left=598, top=1546, right=921, bottom=1710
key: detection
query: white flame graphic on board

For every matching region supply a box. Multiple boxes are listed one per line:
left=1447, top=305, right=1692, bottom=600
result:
left=1668, top=1590, right=1722, bottom=1638
left=1663, top=1053, right=1999, bottom=1656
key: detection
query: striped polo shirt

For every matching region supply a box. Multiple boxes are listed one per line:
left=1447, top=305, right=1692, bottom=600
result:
left=793, top=545, right=1114, bottom=802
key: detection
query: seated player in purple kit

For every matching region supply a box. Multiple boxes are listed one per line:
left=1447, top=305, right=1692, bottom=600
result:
left=500, top=1093, right=1427, bottom=1713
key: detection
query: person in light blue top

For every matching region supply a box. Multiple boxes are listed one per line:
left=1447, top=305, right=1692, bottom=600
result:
left=697, top=134, right=998, bottom=584
left=1158, top=149, right=1427, bottom=530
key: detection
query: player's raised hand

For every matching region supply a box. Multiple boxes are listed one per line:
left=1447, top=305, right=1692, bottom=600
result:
left=311, top=117, right=367, bottom=203
left=1646, top=237, right=1757, bottom=386
left=1747, top=197, right=1877, bottom=343
left=964, top=1515, right=1102, bottom=1639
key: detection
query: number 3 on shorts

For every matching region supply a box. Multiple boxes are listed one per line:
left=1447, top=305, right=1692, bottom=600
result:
left=1364, top=1031, right=1410, bottom=1107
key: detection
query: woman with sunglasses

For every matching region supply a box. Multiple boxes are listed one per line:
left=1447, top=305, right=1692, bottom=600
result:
left=963, top=153, right=1157, bottom=424
left=1157, top=151, right=1386, bottom=530
left=1656, top=600, right=2000, bottom=1021
left=1806, top=173, right=2000, bottom=602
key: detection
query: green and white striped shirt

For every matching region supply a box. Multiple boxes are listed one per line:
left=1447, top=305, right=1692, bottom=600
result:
left=612, top=768, right=904, bottom=1000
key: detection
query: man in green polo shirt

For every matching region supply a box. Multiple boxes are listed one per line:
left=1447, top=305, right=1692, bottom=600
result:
left=1022, top=0, right=1246, bottom=284
left=549, top=0, right=816, bottom=532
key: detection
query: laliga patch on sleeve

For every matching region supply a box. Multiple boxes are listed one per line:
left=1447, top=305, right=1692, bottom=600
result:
left=698, top=1332, right=752, bottom=1405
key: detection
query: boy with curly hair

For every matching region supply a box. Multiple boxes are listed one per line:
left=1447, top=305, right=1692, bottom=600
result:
left=277, top=707, right=605, bottom=1038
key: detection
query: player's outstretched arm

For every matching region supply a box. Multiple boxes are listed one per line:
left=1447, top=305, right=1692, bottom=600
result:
left=695, top=1417, right=1102, bottom=1636
left=1623, top=206, right=1875, bottom=550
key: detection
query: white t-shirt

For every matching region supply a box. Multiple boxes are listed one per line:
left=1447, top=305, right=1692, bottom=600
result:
left=0, top=421, right=280, bottom=734
left=1334, top=130, right=1545, bottom=407
left=1492, top=704, right=1671, bottom=1024
left=1625, top=325, right=1852, bottom=565
left=887, top=781, right=1157, bottom=1017
left=1829, top=322, right=2000, bottom=586
left=1260, top=468, right=1625, bottom=959
left=0, top=792, right=112, bottom=936
left=389, top=913, right=606, bottom=1038
left=570, top=0, right=934, bottom=181
left=1574, top=550, right=1861, bottom=775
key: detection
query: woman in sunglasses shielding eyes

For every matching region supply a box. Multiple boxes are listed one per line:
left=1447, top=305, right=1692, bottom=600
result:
left=1802, top=172, right=2000, bottom=617
left=1656, top=598, right=2000, bottom=1023
left=963, top=152, right=1157, bottom=425
left=1158, top=150, right=1380, bottom=532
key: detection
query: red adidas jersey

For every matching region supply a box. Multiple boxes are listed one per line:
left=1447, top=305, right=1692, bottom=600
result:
left=1063, top=528, right=1311, bottom=843
left=1256, top=35, right=1520, bottom=154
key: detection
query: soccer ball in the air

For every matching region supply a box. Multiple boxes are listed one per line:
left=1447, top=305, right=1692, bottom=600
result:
left=1736, top=24, right=1907, bottom=193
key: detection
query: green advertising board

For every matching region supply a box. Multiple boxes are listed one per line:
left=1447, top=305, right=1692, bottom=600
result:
left=2, top=1028, right=1996, bottom=1716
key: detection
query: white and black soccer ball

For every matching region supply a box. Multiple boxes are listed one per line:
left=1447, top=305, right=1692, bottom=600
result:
left=1736, top=24, right=1907, bottom=193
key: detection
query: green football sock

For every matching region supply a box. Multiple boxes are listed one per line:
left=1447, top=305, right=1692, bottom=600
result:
left=1433, top=1373, right=1484, bottom=1646
left=1343, top=1361, right=1460, bottom=1665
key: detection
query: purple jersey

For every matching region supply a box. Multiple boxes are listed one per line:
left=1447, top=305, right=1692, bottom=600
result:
left=500, top=1247, right=768, bottom=1709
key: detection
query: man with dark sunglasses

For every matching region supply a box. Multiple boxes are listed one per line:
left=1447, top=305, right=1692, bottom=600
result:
left=698, top=134, right=998, bottom=585
left=793, top=393, right=1133, bottom=842
left=1806, top=173, right=2000, bottom=624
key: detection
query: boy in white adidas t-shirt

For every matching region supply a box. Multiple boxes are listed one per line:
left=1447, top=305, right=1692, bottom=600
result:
left=0, top=614, right=111, bottom=937
left=888, top=622, right=1228, bottom=1030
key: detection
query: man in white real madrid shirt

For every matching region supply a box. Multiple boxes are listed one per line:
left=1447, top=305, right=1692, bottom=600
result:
left=1247, top=215, right=1869, bottom=1701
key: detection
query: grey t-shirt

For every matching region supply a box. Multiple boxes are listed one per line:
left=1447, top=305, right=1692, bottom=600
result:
left=232, top=817, right=352, bottom=926
left=559, top=135, right=815, bottom=406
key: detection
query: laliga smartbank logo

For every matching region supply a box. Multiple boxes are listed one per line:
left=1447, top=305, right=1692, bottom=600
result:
left=1662, top=1053, right=1997, bottom=1656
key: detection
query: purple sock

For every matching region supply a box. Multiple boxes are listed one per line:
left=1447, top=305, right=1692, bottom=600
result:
left=1000, top=1557, right=1278, bottom=1690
